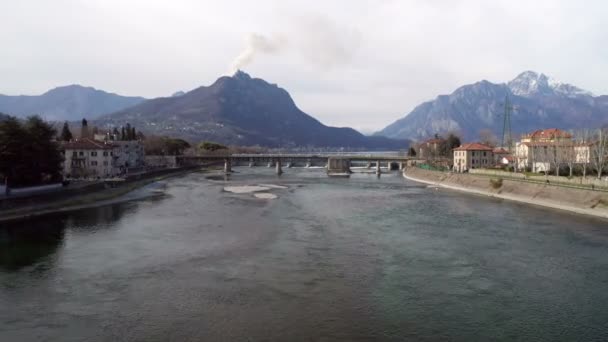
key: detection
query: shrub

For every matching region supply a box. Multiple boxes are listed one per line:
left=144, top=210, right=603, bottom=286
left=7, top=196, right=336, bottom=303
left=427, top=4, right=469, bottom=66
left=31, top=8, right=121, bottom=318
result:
left=490, top=178, right=503, bottom=189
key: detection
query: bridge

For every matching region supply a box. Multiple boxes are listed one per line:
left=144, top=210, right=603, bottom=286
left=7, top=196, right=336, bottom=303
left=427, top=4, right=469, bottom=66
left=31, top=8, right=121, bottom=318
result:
left=177, top=153, right=415, bottom=176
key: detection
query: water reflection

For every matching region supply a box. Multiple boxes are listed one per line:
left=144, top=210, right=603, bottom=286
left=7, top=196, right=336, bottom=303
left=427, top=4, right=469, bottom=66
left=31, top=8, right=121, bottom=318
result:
left=0, top=204, right=129, bottom=272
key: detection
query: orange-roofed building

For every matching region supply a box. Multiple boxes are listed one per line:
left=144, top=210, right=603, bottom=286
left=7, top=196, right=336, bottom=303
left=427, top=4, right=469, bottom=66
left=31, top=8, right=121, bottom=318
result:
left=520, top=128, right=572, bottom=143
left=453, top=143, right=494, bottom=172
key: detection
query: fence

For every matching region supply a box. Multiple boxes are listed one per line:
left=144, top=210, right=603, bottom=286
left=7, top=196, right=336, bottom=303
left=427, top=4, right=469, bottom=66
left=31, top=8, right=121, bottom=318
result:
left=468, top=169, right=608, bottom=191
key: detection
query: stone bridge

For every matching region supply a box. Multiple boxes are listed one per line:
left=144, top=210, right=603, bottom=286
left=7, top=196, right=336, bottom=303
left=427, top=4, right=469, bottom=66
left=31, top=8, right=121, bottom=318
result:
left=177, top=154, right=414, bottom=177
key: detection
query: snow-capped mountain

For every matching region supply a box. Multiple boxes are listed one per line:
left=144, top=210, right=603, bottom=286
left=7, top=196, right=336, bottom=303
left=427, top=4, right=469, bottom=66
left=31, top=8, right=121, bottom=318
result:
left=377, top=71, right=607, bottom=141
left=508, top=71, right=593, bottom=98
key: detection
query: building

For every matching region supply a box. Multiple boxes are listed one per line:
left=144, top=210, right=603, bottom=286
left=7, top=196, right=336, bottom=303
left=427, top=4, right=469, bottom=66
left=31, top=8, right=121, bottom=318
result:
left=492, top=147, right=510, bottom=166
left=111, top=140, right=145, bottom=172
left=416, top=138, right=444, bottom=158
left=92, top=134, right=146, bottom=173
left=453, top=143, right=494, bottom=172
left=515, top=128, right=590, bottom=173
left=62, top=138, right=118, bottom=178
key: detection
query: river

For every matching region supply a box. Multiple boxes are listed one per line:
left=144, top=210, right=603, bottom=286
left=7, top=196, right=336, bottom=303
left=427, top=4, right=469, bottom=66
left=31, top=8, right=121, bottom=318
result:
left=1, top=168, right=608, bottom=341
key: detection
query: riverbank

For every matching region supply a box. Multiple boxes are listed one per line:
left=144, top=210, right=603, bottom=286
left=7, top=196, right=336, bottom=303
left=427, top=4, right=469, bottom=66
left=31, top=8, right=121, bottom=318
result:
left=0, top=167, right=204, bottom=224
left=403, top=167, right=608, bottom=220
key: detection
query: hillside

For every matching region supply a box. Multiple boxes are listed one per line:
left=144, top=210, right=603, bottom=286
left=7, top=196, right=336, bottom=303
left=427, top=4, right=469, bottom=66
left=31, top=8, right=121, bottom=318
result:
left=0, top=85, right=146, bottom=121
left=377, top=71, right=608, bottom=141
left=100, top=71, right=406, bottom=149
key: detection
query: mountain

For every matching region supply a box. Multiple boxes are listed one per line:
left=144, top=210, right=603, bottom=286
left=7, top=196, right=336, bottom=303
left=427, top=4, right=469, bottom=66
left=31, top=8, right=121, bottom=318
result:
left=0, top=85, right=146, bottom=121
left=377, top=71, right=608, bottom=141
left=171, top=91, right=186, bottom=97
left=100, top=71, right=406, bottom=148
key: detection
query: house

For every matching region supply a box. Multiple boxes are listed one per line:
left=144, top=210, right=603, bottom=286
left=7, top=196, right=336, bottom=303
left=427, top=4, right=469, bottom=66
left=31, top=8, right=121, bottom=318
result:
left=92, top=133, right=146, bottom=173
left=61, top=138, right=118, bottom=178
left=111, top=140, right=145, bottom=172
left=453, top=143, right=494, bottom=172
left=515, top=128, right=589, bottom=172
left=416, top=138, right=444, bottom=158
left=492, top=147, right=510, bottom=165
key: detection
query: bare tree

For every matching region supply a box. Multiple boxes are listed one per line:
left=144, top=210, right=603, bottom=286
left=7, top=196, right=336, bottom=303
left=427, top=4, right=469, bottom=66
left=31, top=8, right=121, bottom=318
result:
left=574, top=128, right=592, bottom=178
left=561, top=140, right=577, bottom=178
left=591, top=128, right=608, bottom=179
left=479, top=129, right=498, bottom=147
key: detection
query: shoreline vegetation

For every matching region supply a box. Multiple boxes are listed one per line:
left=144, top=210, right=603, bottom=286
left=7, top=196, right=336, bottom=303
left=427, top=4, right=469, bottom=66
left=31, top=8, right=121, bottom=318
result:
left=0, top=167, right=205, bottom=224
left=403, top=167, right=608, bottom=220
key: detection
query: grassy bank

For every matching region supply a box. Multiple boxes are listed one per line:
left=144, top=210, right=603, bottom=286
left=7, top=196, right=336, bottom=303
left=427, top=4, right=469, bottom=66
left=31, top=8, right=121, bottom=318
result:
left=403, top=167, right=608, bottom=220
left=0, top=167, right=203, bottom=224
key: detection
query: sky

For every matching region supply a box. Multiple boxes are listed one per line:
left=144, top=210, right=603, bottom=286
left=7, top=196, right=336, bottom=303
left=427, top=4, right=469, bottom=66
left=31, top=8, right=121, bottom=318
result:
left=1, top=0, right=607, bottom=133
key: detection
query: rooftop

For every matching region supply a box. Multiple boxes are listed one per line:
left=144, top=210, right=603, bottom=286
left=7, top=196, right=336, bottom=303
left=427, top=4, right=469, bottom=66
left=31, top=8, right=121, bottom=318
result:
left=524, top=128, right=572, bottom=140
left=453, top=143, right=493, bottom=151
left=62, top=138, right=114, bottom=150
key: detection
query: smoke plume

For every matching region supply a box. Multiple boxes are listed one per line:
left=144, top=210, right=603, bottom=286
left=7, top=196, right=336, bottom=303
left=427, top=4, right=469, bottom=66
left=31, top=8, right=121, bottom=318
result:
left=230, top=33, right=286, bottom=74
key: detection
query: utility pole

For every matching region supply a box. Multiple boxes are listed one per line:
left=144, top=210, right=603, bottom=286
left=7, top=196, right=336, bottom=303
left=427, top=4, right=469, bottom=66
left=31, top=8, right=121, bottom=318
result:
left=501, top=94, right=514, bottom=153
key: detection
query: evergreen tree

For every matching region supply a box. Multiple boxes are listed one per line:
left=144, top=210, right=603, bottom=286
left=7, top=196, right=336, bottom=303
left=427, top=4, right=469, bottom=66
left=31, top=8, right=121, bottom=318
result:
left=60, top=121, right=73, bottom=141
left=24, top=116, right=63, bottom=185
left=0, top=116, right=27, bottom=187
left=131, top=127, right=137, bottom=140
left=125, top=123, right=132, bottom=140
left=81, top=118, right=89, bottom=139
left=0, top=116, right=62, bottom=186
left=408, top=146, right=417, bottom=157
left=121, top=127, right=126, bottom=140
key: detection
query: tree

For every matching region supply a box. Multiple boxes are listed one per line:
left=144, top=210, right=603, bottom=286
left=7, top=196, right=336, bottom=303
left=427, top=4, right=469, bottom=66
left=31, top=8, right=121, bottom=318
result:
left=479, top=129, right=498, bottom=147
left=574, top=128, right=592, bottom=178
left=24, top=116, right=63, bottom=185
left=112, top=127, right=120, bottom=140
left=408, top=146, right=417, bottom=157
left=591, top=127, right=608, bottom=179
left=121, top=127, right=126, bottom=141
left=80, top=118, right=89, bottom=139
left=165, top=138, right=190, bottom=155
left=60, top=121, right=73, bottom=142
left=131, top=127, right=137, bottom=140
left=0, top=116, right=27, bottom=187
left=198, top=141, right=228, bottom=152
left=439, top=133, right=461, bottom=157
left=0, top=116, right=62, bottom=187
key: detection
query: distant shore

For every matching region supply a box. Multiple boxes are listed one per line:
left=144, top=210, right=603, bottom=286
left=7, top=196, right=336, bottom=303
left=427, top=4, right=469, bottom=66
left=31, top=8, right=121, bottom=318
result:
left=0, top=167, right=203, bottom=224
left=403, top=167, right=608, bottom=220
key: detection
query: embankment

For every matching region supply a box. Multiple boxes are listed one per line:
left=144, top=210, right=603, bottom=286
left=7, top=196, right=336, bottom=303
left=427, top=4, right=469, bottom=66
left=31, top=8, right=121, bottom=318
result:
left=404, top=167, right=608, bottom=219
left=0, top=166, right=203, bottom=223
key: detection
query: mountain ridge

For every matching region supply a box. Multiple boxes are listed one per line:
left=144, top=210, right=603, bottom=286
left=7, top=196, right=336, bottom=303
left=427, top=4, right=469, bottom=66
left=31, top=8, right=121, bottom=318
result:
left=377, top=71, right=608, bottom=141
left=0, top=85, right=146, bottom=121
left=100, top=70, right=407, bottom=149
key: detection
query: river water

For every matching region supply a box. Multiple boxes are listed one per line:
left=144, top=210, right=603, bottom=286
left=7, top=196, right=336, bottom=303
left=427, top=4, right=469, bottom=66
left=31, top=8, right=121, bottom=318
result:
left=1, top=169, right=608, bottom=341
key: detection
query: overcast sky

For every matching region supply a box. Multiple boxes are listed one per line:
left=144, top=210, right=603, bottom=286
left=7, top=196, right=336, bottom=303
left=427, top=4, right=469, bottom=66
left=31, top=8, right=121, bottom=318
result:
left=1, top=0, right=607, bottom=133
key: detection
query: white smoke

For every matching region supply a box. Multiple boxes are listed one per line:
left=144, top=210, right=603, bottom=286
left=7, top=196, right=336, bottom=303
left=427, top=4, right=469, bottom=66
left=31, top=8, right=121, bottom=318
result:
left=229, top=33, right=286, bottom=74
left=229, top=14, right=361, bottom=74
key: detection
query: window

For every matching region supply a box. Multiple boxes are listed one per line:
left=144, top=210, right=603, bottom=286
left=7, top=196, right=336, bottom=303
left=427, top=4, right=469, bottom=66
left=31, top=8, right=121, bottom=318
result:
left=103, top=151, right=108, bottom=156
left=483, top=152, right=486, bottom=156
left=91, top=151, right=97, bottom=156
left=79, top=151, right=84, bottom=156
left=72, top=151, right=77, bottom=156
left=103, top=161, right=108, bottom=166
left=91, top=161, right=98, bottom=166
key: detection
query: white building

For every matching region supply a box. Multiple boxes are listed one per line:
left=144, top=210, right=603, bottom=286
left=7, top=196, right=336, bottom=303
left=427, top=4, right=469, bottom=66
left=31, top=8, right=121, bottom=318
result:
left=111, top=140, right=145, bottom=172
left=62, top=138, right=118, bottom=178
left=515, top=128, right=591, bottom=173
left=453, top=143, right=494, bottom=172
